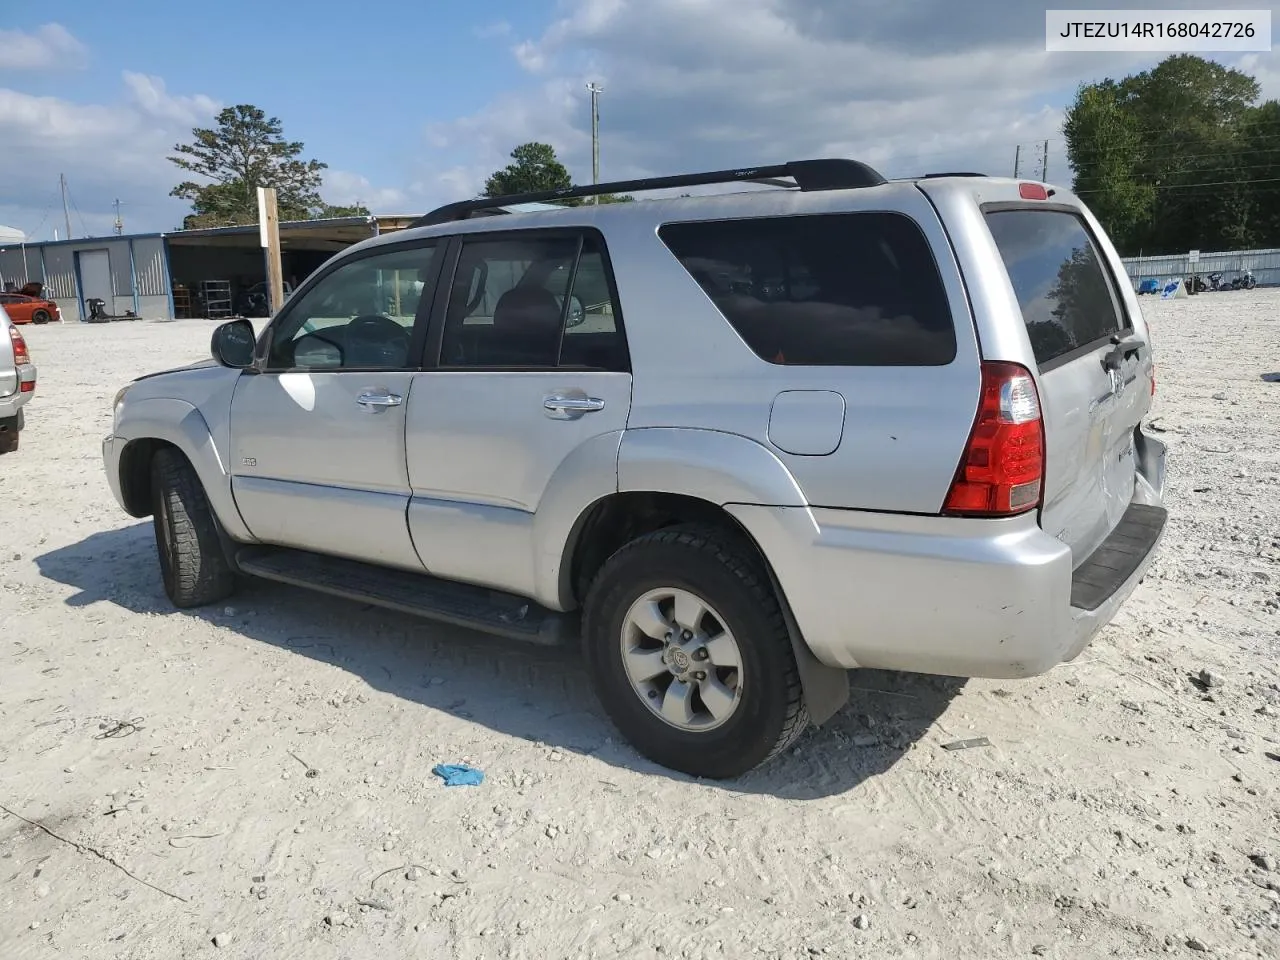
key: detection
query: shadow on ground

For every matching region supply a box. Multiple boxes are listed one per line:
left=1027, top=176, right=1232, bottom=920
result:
left=36, top=524, right=965, bottom=799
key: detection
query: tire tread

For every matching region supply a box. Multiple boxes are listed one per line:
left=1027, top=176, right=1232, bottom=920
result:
left=151, top=447, right=235, bottom=608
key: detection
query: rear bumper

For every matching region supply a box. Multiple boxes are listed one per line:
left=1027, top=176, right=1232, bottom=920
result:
left=728, top=433, right=1168, bottom=679
left=0, top=365, right=35, bottom=420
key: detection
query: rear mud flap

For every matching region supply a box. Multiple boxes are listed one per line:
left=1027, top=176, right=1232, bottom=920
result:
left=764, top=565, right=850, bottom=725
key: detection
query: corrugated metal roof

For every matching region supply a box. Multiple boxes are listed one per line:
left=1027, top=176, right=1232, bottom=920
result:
left=172, top=215, right=374, bottom=239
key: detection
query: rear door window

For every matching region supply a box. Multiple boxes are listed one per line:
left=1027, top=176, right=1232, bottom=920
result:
left=438, top=232, right=628, bottom=371
left=983, top=209, right=1130, bottom=368
left=657, top=212, right=956, bottom=366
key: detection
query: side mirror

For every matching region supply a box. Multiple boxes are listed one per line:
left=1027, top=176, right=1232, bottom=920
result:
left=211, top=319, right=257, bottom=369
left=566, top=295, right=586, bottom=328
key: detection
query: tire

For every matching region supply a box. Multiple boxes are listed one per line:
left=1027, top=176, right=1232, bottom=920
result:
left=582, top=524, right=808, bottom=779
left=0, top=429, right=17, bottom=454
left=32, top=309, right=51, bottom=324
left=150, top=447, right=236, bottom=609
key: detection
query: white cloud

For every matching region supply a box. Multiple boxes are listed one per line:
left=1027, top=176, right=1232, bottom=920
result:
left=1236, top=52, right=1280, bottom=102
left=122, top=72, right=220, bottom=126
left=0, top=73, right=222, bottom=240
left=513, top=40, right=547, bottom=74
left=0, top=23, right=87, bottom=71
left=322, top=170, right=410, bottom=212
left=0, top=70, right=414, bottom=237
left=6, top=2, right=1279, bottom=238
left=424, top=0, right=1274, bottom=200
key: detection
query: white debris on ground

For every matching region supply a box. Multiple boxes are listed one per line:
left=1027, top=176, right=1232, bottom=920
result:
left=0, top=292, right=1277, bottom=960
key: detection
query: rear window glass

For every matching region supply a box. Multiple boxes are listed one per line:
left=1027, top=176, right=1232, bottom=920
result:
left=984, top=209, right=1128, bottom=367
left=657, top=212, right=956, bottom=366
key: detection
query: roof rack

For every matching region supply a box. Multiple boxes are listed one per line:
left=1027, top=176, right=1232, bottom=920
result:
left=410, top=158, right=887, bottom=228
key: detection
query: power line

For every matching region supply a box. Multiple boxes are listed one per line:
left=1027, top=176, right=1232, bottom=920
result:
left=59, top=173, right=72, bottom=240
left=1046, top=116, right=1280, bottom=140
left=64, top=182, right=91, bottom=238
left=1075, top=176, right=1280, bottom=194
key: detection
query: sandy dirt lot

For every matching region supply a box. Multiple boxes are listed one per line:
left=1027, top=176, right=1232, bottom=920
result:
left=1, top=295, right=1278, bottom=960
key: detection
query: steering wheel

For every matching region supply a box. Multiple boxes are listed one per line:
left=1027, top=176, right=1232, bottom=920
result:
left=346, top=314, right=411, bottom=368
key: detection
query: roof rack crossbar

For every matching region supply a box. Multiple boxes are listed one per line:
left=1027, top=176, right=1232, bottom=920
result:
left=410, top=158, right=887, bottom=228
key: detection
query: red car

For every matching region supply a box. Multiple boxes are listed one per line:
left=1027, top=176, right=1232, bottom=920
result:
left=0, top=292, right=61, bottom=324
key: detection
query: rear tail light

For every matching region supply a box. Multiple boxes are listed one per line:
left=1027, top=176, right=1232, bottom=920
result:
left=943, top=361, right=1045, bottom=517
left=9, top=325, right=30, bottom=365
left=1150, top=363, right=1156, bottom=397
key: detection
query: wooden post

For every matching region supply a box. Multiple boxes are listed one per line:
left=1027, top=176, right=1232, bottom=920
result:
left=257, top=186, right=285, bottom=316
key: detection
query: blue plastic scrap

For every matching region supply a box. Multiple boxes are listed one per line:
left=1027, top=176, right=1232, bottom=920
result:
left=432, top=763, right=485, bottom=787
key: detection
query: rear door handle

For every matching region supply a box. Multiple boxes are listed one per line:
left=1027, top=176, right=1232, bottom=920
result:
left=544, top=395, right=605, bottom=418
left=357, top=390, right=403, bottom=411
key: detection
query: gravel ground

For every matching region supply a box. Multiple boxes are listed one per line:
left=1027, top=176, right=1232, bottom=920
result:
left=1, top=295, right=1277, bottom=960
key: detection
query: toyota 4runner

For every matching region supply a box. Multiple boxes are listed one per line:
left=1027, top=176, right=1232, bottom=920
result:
left=104, top=159, right=1167, bottom=779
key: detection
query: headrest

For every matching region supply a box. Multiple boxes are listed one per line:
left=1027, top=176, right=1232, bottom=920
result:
left=492, top=285, right=562, bottom=337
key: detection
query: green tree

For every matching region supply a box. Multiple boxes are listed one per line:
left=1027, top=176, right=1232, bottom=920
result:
left=317, top=202, right=372, bottom=218
left=169, top=105, right=356, bottom=228
left=1064, top=81, right=1154, bottom=253
left=484, top=142, right=577, bottom=200
left=1064, top=55, right=1270, bottom=253
left=482, top=142, right=639, bottom=205
left=1236, top=100, right=1280, bottom=242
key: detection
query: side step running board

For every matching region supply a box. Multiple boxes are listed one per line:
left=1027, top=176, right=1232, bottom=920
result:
left=235, top=546, right=576, bottom=646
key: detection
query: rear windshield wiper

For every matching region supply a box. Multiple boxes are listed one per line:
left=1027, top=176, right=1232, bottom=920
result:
left=1102, top=333, right=1145, bottom=371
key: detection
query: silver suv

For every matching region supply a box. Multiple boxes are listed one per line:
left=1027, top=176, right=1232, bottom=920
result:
left=103, top=160, right=1167, bottom=778
left=1, top=305, right=37, bottom=453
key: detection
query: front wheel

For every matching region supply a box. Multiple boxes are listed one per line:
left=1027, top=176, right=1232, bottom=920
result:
left=150, top=448, right=236, bottom=609
left=582, top=525, right=808, bottom=779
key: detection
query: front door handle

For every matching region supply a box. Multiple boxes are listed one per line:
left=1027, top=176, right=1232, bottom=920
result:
left=357, top=390, right=403, bottom=412
left=544, top=395, right=606, bottom=419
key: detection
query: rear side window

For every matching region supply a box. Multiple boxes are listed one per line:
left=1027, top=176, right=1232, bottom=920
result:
left=657, top=212, right=956, bottom=366
left=984, top=209, right=1129, bottom=367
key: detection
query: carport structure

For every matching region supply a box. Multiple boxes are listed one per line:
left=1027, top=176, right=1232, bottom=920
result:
left=0, top=215, right=418, bottom=321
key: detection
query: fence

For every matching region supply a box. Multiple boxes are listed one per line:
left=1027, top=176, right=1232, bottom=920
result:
left=1120, top=247, right=1280, bottom=289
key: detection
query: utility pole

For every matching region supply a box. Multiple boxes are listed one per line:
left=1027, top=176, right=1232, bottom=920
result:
left=1042, top=140, right=1050, bottom=181
left=1013, top=144, right=1022, bottom=178
left=60, top=173, right=73, bottom=241
left=586, top=82, right=603, bottom=203
left=113, top=199, right=124, bottom=236
left=257, top=187, right=285, bottom=316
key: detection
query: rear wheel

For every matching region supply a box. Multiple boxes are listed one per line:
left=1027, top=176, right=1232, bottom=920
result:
left=31, top=309, right=51, bottom=324
left=582, top=525, right=808, bottom=779
left=0, top=422, right=17, bottom=454
left=150, top=448, right=235, bottom=608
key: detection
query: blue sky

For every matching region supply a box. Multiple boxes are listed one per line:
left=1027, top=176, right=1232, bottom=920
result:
left=2, top=1, right=565, bottom=236
left=3, top=1, right=1277, bottom=241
